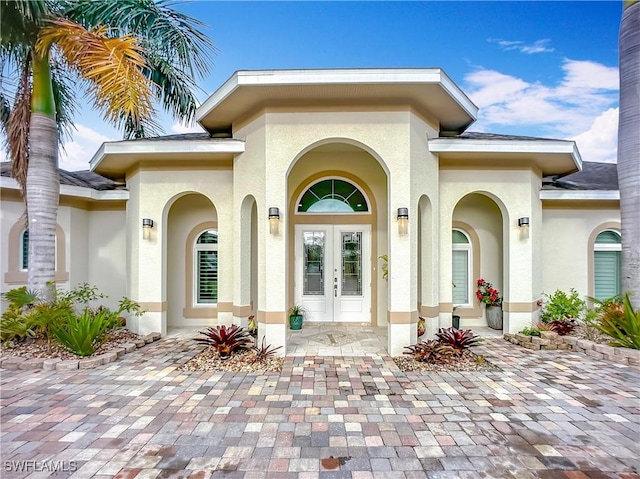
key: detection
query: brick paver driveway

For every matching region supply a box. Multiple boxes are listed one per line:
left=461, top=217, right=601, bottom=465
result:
left=1, top=336, right=638, bottom=478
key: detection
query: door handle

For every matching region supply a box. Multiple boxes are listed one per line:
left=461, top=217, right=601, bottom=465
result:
left=334, top=283, right=337, bottom=297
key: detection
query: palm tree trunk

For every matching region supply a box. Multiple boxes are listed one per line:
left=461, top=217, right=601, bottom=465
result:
left=26, top=53, right=59, bottom=301
left=618, top=1, right=640, bottom=300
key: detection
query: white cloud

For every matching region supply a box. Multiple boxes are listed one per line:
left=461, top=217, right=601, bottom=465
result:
left=464, top=59, right=619, bottom=144
left=571, top=107, right=618, bottom=164
left=59, top=124, right=114, bottom=171
left=170, top=121, right=204, bottom=134
left=488, top=38, right=554, bottom=54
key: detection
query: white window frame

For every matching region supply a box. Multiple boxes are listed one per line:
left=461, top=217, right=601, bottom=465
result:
left=452, top=228, right=472, bottom=307
left=193, top=229, right=218, bottom=306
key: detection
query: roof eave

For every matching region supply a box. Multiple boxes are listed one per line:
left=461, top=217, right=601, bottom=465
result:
left=540, top=190, right=620, bottom=201
left=196, top=68, right=478, bottom=133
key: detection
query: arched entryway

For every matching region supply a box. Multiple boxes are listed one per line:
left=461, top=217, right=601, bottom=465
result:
left=287, top=141, right=388, bottom=329
left=166, top=193, right=218, bottom=328
left=451, top=192, right=504, bottom=329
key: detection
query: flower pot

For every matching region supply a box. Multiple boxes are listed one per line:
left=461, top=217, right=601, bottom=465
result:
left=486, top=305, right=503, bottom=330
left=289, top=314, right=303, bottom=330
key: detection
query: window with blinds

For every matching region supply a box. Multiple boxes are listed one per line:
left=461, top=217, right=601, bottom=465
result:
left=195, top=230, right=218, bottom=304
left=21, top=230, right=29, bottom=270
left=452, top=229, right=471, bottom=305
left=20, top=230, right=57, bottom=270
left=594, top=230, right=621, bottom=300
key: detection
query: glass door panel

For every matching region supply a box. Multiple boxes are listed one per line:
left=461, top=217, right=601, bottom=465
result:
left=340, top=232, right=362, bottom=296
left=303, top=231, right=325, bottom=295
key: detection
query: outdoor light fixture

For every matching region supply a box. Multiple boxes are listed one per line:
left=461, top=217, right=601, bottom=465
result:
left=142, top=218, right=154, bottom=240
left=268, top=207, right=280, bottom=235
left=397, top=207, right=409, bottom=235
left=518, top=217, right=530, bottom=239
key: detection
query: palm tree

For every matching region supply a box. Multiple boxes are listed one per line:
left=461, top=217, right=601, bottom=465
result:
left=617, top=0, right=640, bottom=300
left=1, top=0, right=214, bottom=300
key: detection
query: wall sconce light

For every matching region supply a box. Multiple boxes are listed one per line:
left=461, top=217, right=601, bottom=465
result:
left=268, top=207, right=280, bottom=235
left=397, top=207, right=409, bottom=235
left=518, top=217, right=530, bottom=239
left=142, top=218, right=154, bottom=240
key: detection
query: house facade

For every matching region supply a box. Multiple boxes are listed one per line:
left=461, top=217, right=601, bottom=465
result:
left=0, top=68, right=621, bottom=356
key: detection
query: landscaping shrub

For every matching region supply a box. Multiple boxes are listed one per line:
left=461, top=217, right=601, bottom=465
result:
left=548, top=319, right=577, bottom=336
left=520, top=327, right=541, bottom=337
left=593, top=292, right=640, bottom=349
left=435, top=327, right=482, bottom=356
left=1, top=283, right=144, bottom=354
left=195, top=324, right=253, bottom=359
left=251, top=337, right=282, bottom=363
left=403, top=339, right=454, bottom=364
left=541, top=289, right=585, bottom=323
left=52, top=309, right=115, bottom=356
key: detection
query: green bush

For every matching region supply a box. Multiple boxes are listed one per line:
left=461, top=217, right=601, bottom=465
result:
left=1, top=283, right=144, bottom=354
left=520, top=327, right=541, bottom=337
left=594, top=292, right=640, bottom=349
left=541, top=289, right=585, bottom=323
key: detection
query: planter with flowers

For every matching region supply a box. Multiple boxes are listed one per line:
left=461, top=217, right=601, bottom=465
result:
left=476, top=278, right=503, bottom=330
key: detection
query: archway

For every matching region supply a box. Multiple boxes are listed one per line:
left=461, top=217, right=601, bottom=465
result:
left=451, top=193, right=504, bottom=329
left=287, top=141, right=388, bottom=327
left=166, top=193, right=218, bottom=328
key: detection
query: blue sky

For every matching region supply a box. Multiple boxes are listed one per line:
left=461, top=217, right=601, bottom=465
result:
left=44, top=1, right=623, bottom=171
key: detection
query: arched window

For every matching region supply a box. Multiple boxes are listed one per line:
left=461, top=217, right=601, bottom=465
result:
left=452, top=229, right=471, bottom=305
left=594, top=230, right=621, bottom=300
left=297, top=178, right=369, bottom=213
left=194, top=230, right=218, bottom=304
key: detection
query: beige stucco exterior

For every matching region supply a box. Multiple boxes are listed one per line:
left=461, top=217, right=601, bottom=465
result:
left=1, top=68, right=619, bottom=357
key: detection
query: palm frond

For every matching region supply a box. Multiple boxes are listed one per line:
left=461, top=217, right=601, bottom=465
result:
left=144, top=52, right=198, bottom=121
left=37, top=18, right=153, bottom=129
left=61, top=0, right=215, bottom=78
left=1, top=0, right=50, bottom=48
left=50, top=61, right=79, bottom=143
left=7, top=61, right=31, bottom=192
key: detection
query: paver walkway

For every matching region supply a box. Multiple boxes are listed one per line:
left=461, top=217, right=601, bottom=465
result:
left=1, top=334, right=639, bottom=479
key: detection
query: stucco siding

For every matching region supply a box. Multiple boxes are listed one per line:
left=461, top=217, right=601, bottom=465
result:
left=541, top=207, right=620, bottom=298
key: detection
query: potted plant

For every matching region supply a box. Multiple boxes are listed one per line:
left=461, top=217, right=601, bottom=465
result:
left=476, top=278, right=503, bottom=329
left=288, top=304, right=306, bottom=330
left=452, top=306, right=461, bottom=329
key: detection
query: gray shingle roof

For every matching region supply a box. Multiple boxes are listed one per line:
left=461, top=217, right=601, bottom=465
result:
left=446, top=131, right=569, bottom=142
left=1, top=163, right=125, bottom=191
left=542, top=161, right=618, bottom=191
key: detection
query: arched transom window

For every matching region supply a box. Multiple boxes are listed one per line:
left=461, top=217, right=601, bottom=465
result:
left=297, top=179, right=369, bottom=213
left=594, top=230, right=621, bottom=300
left=194, top=230, right=218, bottom=304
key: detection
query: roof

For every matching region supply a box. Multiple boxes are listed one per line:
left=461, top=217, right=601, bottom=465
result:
left=542, top=161, right=618, bottom=191
left=196, top=68, right=478, bottom=134
left=431, top=131, right=582, bottom=176
left=0, top=162, right=125, bottom=191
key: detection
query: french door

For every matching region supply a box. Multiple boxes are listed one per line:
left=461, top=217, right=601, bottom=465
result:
left=294, top=225, right=371, bottom=323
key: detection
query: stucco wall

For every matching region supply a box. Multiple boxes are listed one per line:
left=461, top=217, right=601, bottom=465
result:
left=541, top=205, right=620, bottom=298
left=126, top=167, right=233, bottom=334
left=1, top=196, right=126, bottom=312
